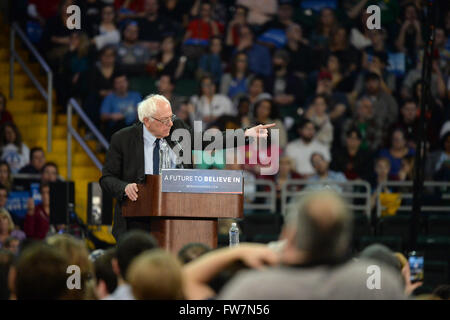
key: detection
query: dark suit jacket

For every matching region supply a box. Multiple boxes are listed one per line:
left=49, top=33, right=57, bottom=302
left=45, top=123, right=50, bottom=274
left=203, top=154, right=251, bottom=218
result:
left=100, top=118, right=249, bottom=240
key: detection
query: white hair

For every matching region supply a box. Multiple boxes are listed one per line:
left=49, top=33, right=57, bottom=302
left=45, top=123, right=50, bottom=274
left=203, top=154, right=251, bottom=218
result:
left=137, top=94, right=171, bottom=123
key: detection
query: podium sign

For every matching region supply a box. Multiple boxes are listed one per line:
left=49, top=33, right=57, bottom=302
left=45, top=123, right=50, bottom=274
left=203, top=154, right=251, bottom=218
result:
left=161, top=169, right=243, bottom=194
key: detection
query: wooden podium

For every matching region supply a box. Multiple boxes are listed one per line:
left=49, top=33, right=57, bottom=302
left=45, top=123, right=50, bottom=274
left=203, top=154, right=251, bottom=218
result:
left=121, top=170, right=244, bottom=252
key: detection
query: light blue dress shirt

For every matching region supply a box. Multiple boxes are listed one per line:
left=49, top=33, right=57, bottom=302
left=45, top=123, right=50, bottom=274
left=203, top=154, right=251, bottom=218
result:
left=143, top=126, right=177, bottom=174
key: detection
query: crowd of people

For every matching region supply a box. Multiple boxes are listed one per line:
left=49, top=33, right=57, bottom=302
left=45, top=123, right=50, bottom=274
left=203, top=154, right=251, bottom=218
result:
left=1, top=189, right=449, bottom=300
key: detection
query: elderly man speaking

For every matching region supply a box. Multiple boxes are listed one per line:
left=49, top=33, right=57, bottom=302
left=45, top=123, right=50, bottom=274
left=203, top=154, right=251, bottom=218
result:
left=100, top=94, right=274, bottom=240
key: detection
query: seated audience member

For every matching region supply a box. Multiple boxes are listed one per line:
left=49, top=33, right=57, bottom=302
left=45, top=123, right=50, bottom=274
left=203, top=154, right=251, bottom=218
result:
left=397, top=155, right=415, bottom=181
left=285, top=120, right=331, bottom=177
left=425, top=132, right=450, bottom=181
left=127, top=249, right=185, bottom=300
left=233, top=25, right=272, bottom=77
left=0, top=122, right=30, bottom=174
left=80, top=45, right=119, bottom=128
left=0, top=209, right=26, bottom=248
left=46, top=234, right=95, bottom=299
left=105, top=230, right=158, bottom=300
left=225, top=5, right=249, bottom=47
left=157, top=74, right=184, bottom=114
left=23, top=183, right=50, bottom=240
left=378, top=129, right=415, bottom=176
left=246, top=76, right=272, bottom=117
left=183, top=243, right=278, bottom=299
left=18, top=147, right=46, bottom=175
left=258, top=0, right=294, bottom=47
left=116, top=21, right=151, bottom=76
left=0, top=248, right=13, bottom=299
left=305, top=95, right=334, bottom=148
left=360, top=72, right=398, bottom=130
left=389, top=99, right=419, bottom=149
left=272, top=156, right=304, bottom=209
left=252, top=99, right=287, bottom=148
left=100, top=73, right=142, bottom=139
left=341, top=97, right=384, bottom=152
left=369, top=157, right=393, bottom=209
left=218, top=190, right=405, bottom=299
left=41, top=162, right=60, bottom=183
left=266, top=49, right=304, bottom=110
left=0, top=93, right=13, bottom=126
left=115, top=0, right=146, bottom=23
left=147, top=34, right=187, bottom=80
left=308, top=153, right=347, bottom=193
left=3, top=236, right=20, bottom=255
left=178, top=243, right=212, bottom=265
left=284, top=23, right=313, bottom=79
left=93, top=248, right=118, bottom=299
left=236, top=0, right=277, bottom=26
left=197, top=36, right=223, bottom=84
left=310, top=7, right=339, bottom=51
left=0, top=161, right=13, bottom=192
left=91, top=5, right=121, bottom=50
left=323, top=52, right=356, bottom=94
left=190, top=76, right=235, bottom=126
left=220, top=52, right=252, bottom=102
left=13, top=243, right=70, bottom=300
left=331, top=127, right=373, bottom=180
left=184, top=1, right=224, bottom=42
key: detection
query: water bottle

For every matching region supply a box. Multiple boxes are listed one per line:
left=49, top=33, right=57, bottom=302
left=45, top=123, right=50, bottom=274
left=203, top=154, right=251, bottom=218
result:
left=229, top=222, right=239, bottom=247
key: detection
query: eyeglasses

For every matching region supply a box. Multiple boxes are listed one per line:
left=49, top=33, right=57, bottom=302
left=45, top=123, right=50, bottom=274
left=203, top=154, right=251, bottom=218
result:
left=151, top=114, right=176, bottom=126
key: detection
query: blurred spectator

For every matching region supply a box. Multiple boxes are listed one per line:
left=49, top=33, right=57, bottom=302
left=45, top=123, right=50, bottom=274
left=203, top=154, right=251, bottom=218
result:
left=0, top=248, right=13, bottom=299
left=57, top=32, right=90, bottom=106
left=157, top=74, right=184, bottom=114
left=397, top=155, right=415, bottom=181
left=360, top=72, right=398, bottom=130
left=0, top=123, right=30, bottom=174
left=197, top=36, right=223, bottom=83
left=233, top=25, right=272, bottom=77
left=80, top=45, right=119, bottom=127
left=178, top=242, right=211, bottom=264
left=115, top=0, right=146, bottom=23
left=305, top=94, right=334, bottom=148
left=219, top=190, right=405, bottom=299
left=127, top=249, right=184, bottom=300
left=190, top=75, right=234, bottom=126
left=283, top=24, right=314, bottom=79
left=353, top=51, right=396, bottom=96
left=362, top=28, right=389, bottom=70
left=266, top=49, right=305, bottom=110
left=236, top=0, right=277, bottom=26
left=184, top=1, right=224, bottom=42
left=0, top=161, right=13, bottom=192
left=147, top=35, right=187, bottom=80
left=93, top=248, right=118, bottom=299
left=41, top=162, right=60, bottom=183
left=328, top=27, right=360, bottom=78
left=78, top=0, right=104, bottom=37
left=100, top=73, right=142, bottom=139
left=24, top=183, right=50, bottom=240
left=370, top=157, right=394, bottom=208
left=220, top=52, right=252, bottom=101
left=116, top=21, right=151, bottom=76
left=27, top=0, right=61, bottom=23
left=3, top=236, right=20, bottom=255
left=252, top=99, right=287, bottom=148
left=258, top=0, right=294, bottom=48
left=105, top=230, right=158, bottom=300
left=0, top=209, right=26, bottom=248
left=433, top=285, right=450, bottom=300
left=378, top=128, right=415, bottom=176
left=435, top=27, right=450, bottom=75
left=349, top=10, right=373, bottom=51
left=308, top=152, right=347, bottom=193
left=14, top=243, right=70, bottom=300
left=331, top=127, right=373, bottom=180
left=342, top=96, right=383, bottom=152
left=246, top=76, right=271, bottom=116
left=389, top=99, right=419, bottom=149
left=40, top=0, right=73, bottom=70
left=46, top=234, right=95, bottom=299
left=323, top=52, right=356, bottom=94
left=310, top=7, right=339, bottom=51
left=0, top=93, right=14, bottom=126
left=137, top=0, right=178, bottom=53
left=91, top=5, right=121, bottom=50
left=285, top=119, right=331, bottom=177
left=225, top=5, right=249, bottom=47
left=272, top=155, right=303, bottom=201
left=425, top=132, right=450, bottom=181
left=19, top=147, right=46, bottom=175
left=160, top=0, right=191, bottom=27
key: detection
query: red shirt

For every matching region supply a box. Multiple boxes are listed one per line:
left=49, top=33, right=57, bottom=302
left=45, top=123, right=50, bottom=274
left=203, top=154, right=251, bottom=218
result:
left=24, top=204, right=50, bottom=240
left=28, top=0, right=61, bottom=20
left=114, top=0, right=145, bottom=12
left=187, top=19, right=224, bottom=40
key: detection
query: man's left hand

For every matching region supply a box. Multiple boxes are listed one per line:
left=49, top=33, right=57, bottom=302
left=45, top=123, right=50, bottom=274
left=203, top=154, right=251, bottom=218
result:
left=245, top=123, right=276, bottom=139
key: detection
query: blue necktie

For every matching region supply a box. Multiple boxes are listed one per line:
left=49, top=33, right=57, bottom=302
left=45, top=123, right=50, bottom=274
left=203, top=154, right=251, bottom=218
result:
left=153, top=138, right=160, bottom=175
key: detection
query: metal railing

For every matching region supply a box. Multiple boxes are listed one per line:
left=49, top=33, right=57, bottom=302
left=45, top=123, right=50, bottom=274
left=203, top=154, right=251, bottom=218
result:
left=9, top=22, right=53, bottom=152
left=243, top=179, right=277, bottom=213
left=281, top=179, right=372, bottom=217
left=67, top=98, right=109, bottom=179
left=376, top=181, right=450, bottom=218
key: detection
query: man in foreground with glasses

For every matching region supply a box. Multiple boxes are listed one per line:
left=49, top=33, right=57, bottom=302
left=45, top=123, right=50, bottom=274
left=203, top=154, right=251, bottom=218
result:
left=100, top=94, right=275, bottom=240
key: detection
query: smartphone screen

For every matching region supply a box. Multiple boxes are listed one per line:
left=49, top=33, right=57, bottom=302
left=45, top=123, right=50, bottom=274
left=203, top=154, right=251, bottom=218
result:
left=408, top=252, right=424, bottom=282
